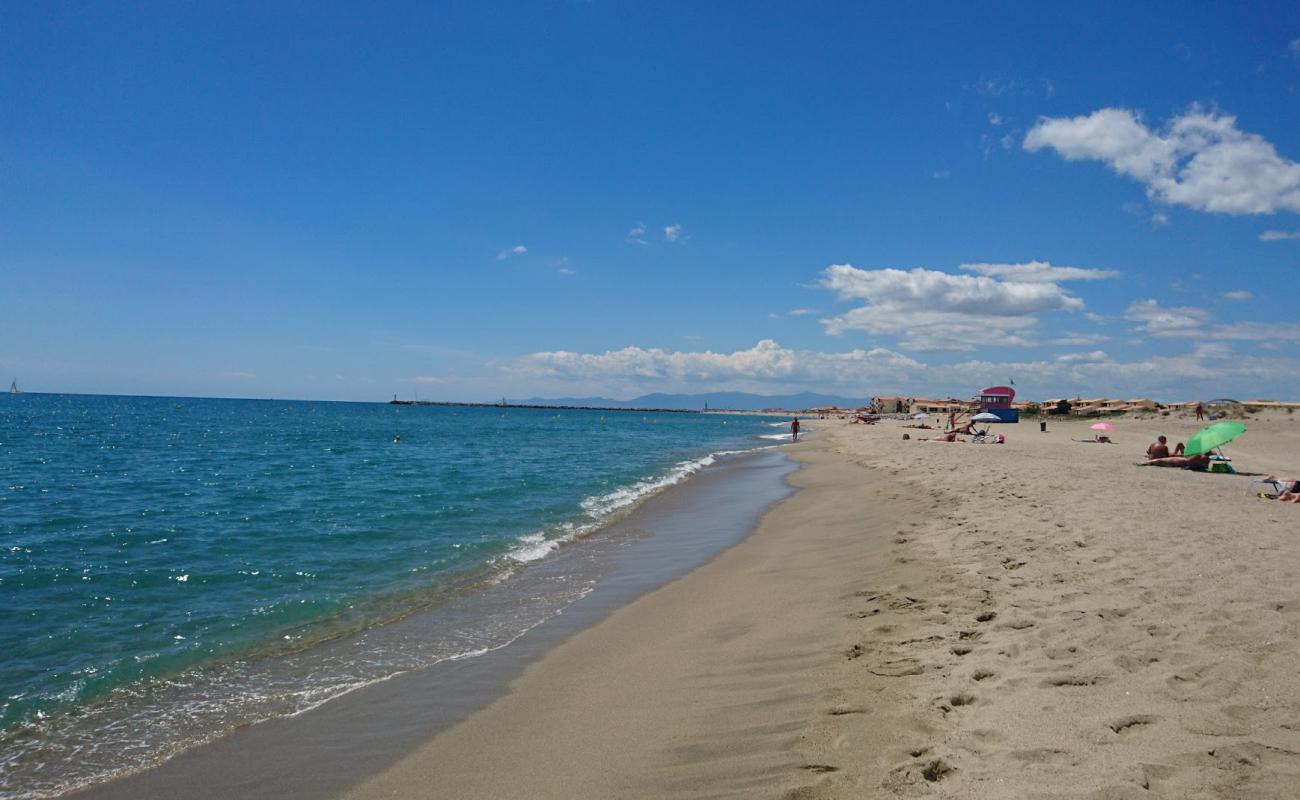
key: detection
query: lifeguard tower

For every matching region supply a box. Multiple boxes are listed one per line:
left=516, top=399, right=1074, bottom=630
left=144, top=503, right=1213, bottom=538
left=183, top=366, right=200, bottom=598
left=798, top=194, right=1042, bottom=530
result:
left=978, top=386, right=1019, bottom=423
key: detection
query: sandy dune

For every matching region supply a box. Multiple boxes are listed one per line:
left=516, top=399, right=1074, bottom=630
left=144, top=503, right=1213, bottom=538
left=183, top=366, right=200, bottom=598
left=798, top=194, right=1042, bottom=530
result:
left=340, top=412, right=1300, bottom=799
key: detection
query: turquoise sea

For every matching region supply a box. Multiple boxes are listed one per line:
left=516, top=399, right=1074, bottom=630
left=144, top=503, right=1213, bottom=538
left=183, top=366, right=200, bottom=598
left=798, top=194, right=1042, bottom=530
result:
left=0, top=394, right=791, bottom=798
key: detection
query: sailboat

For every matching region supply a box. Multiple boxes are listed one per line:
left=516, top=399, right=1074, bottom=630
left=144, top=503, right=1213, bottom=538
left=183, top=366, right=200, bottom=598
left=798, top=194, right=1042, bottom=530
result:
left=9, top=379, right=20, bottom=395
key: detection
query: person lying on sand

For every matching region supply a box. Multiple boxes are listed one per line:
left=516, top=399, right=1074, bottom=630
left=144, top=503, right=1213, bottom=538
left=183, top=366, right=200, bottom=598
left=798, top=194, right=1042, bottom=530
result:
left=1146, top=435, right=1170, bottom=459
left=1074, top=435, right=1114, bottom=444
left=1262, top=476, right=1300, bottom=501
left=928, top=431, right=960, bottom=442
left=903, top=423, right=934, bottom=429
left=1140, top=453, right=1211, bottom=471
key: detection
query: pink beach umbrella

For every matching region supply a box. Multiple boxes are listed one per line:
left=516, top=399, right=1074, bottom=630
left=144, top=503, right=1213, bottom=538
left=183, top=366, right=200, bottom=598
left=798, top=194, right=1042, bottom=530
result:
left=1089, top=422, right=1116, bottom=431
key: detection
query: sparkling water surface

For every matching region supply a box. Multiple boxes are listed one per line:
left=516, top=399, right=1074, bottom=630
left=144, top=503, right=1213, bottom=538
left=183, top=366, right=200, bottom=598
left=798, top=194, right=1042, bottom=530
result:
left=0, top=394, right=785, bottom=798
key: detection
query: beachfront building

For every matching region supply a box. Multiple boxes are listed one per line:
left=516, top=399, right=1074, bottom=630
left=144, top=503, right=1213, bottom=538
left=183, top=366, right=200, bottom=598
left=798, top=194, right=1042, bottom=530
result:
left=912, top=397, right=967, bottom=416
left=976, top=386, right=1019, bottom=423
left=870, top=395, right=913, bottom=414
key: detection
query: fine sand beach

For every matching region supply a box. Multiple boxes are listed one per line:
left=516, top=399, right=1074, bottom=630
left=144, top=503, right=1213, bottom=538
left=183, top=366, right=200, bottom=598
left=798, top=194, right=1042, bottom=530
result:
left=339, top=412, right=1300, bottom=799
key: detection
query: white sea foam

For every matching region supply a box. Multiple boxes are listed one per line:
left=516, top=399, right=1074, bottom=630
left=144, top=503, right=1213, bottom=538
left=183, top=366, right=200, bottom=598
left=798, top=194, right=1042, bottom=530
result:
left=759, top=432, right=793, bottom=441
left=505, top=446, right=765, bottom=564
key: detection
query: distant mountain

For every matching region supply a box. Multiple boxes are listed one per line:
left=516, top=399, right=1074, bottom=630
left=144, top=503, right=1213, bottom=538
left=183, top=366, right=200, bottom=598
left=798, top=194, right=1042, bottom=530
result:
left=507, top=391, right=865, bottom=411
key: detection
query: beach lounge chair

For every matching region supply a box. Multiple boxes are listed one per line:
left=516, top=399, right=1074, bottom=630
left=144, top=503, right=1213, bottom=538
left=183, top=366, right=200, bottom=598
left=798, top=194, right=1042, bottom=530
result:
left=1251, top=477, right=1298, bottom=497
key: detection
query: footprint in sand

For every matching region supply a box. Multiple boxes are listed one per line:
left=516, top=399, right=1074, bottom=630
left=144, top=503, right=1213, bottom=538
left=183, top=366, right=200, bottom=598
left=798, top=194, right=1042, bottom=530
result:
left=869, top=658, right=925, bottom=677
left=1108, top=714, right=1160, bottom=734
left=937, top=693, right=976, bottom=712
left=1043, top=674, right=1106, bottom=688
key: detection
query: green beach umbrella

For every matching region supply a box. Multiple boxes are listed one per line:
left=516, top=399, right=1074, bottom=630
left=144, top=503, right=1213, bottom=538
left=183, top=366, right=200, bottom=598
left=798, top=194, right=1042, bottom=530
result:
left=1184, top=420, right=1246, bottom=456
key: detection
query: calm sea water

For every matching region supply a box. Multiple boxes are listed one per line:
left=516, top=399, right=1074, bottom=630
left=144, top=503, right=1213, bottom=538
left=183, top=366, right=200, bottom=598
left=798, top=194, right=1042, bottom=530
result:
left=0, top=394, right=790, bottom=798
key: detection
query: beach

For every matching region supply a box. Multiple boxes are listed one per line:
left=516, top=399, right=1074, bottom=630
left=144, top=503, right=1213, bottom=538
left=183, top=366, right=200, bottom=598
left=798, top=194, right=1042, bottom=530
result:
left=338, top=411, right=1300, bottom=799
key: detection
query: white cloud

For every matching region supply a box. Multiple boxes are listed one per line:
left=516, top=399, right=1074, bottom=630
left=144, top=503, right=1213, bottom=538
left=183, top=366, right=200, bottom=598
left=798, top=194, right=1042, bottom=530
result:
left=558, top=267, right=577, bottom=276
left=988, top=112, right=1004, bottom=126
left=1201, top=320, right=1300, bottom=341
left=1123, top=299, right=1212, bottom=337
left=817, top=263, right=1106, bottom=351
left=961, top=260, right=1120, bottom=282
left=824, top=306, right=1041, bottom=351
left=972, top=76, right=1023, bottom=97
left=225, top=371, right=256, bottom=379
left=1053, top=350, right=1111, bottom=364
left=513, top=339, right=925, bottom=392
left=787, top=308, right=818, bottom=316
left=1150, top=210, right=1170, bottom=227
left=1025, top=106, right=1300, bottom=214
left=1260, top=229, right=1300, bottom=241
left=1125, top=299, right=1299, bottom=341
left=1221, top=290, right=1252, bottom=301
left=931, top=170, right=951, bottom=179
left=664, top=223, right=683, bottom=242
left=497, top=244, right=528, bottom=260
left=1291, top=38, right=1300, bottom=60
left=822, top=265, right=1085, bottom=315
left=1051, top=333, right=1111, bottom=346
left=626, top=222, right=648, bottom=245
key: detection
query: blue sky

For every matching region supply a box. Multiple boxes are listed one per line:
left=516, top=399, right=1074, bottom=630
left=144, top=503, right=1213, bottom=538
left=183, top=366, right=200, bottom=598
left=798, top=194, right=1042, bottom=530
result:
left=4, top=2, right=1300, bottom=402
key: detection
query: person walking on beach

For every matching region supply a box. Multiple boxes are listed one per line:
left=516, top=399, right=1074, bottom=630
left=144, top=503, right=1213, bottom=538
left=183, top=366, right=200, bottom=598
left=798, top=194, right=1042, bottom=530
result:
left=790, top=417, right=800, bottom=441
left=1195, top=402, right=1205, bottom=421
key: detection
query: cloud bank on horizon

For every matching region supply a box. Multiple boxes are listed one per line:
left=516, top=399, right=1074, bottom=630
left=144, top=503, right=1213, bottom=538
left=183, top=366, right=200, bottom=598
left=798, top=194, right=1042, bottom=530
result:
left=514, top=336, right=1294, bottom=403
left=510, top=251, right=1299, bottom=400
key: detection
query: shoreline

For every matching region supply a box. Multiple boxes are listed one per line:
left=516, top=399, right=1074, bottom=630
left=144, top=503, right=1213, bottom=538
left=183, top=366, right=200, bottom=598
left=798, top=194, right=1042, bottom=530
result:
left=336, top=414, right=1300, bottom=798
left=332, top=426, right=929, bottom=798
left=64, top=445, right=801, bottom=800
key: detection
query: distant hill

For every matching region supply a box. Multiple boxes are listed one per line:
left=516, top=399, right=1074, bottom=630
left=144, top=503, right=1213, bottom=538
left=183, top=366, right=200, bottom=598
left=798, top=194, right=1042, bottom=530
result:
left=507, top=391, right=865, bottom=411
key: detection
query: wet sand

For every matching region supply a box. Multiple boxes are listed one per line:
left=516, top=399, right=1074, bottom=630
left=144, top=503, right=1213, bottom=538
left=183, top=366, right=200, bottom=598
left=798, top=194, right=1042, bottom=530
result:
left=340, top=413, right=1300, bottom=799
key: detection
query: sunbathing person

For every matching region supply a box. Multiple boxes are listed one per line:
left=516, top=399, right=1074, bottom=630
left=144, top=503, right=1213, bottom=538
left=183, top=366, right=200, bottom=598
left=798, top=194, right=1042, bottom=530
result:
left=928, top=431, right=960, bottom=442
left=1140, top=453, right=1211, bottom=471
left=1146, top=435, right=1170, bottom=459
left=1263, top=476, right=1300, bottom=501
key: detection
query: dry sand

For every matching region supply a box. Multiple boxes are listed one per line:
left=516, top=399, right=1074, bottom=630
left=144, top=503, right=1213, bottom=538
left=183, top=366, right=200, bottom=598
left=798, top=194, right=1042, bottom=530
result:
left=338, top=412, right=1300, bottom=799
